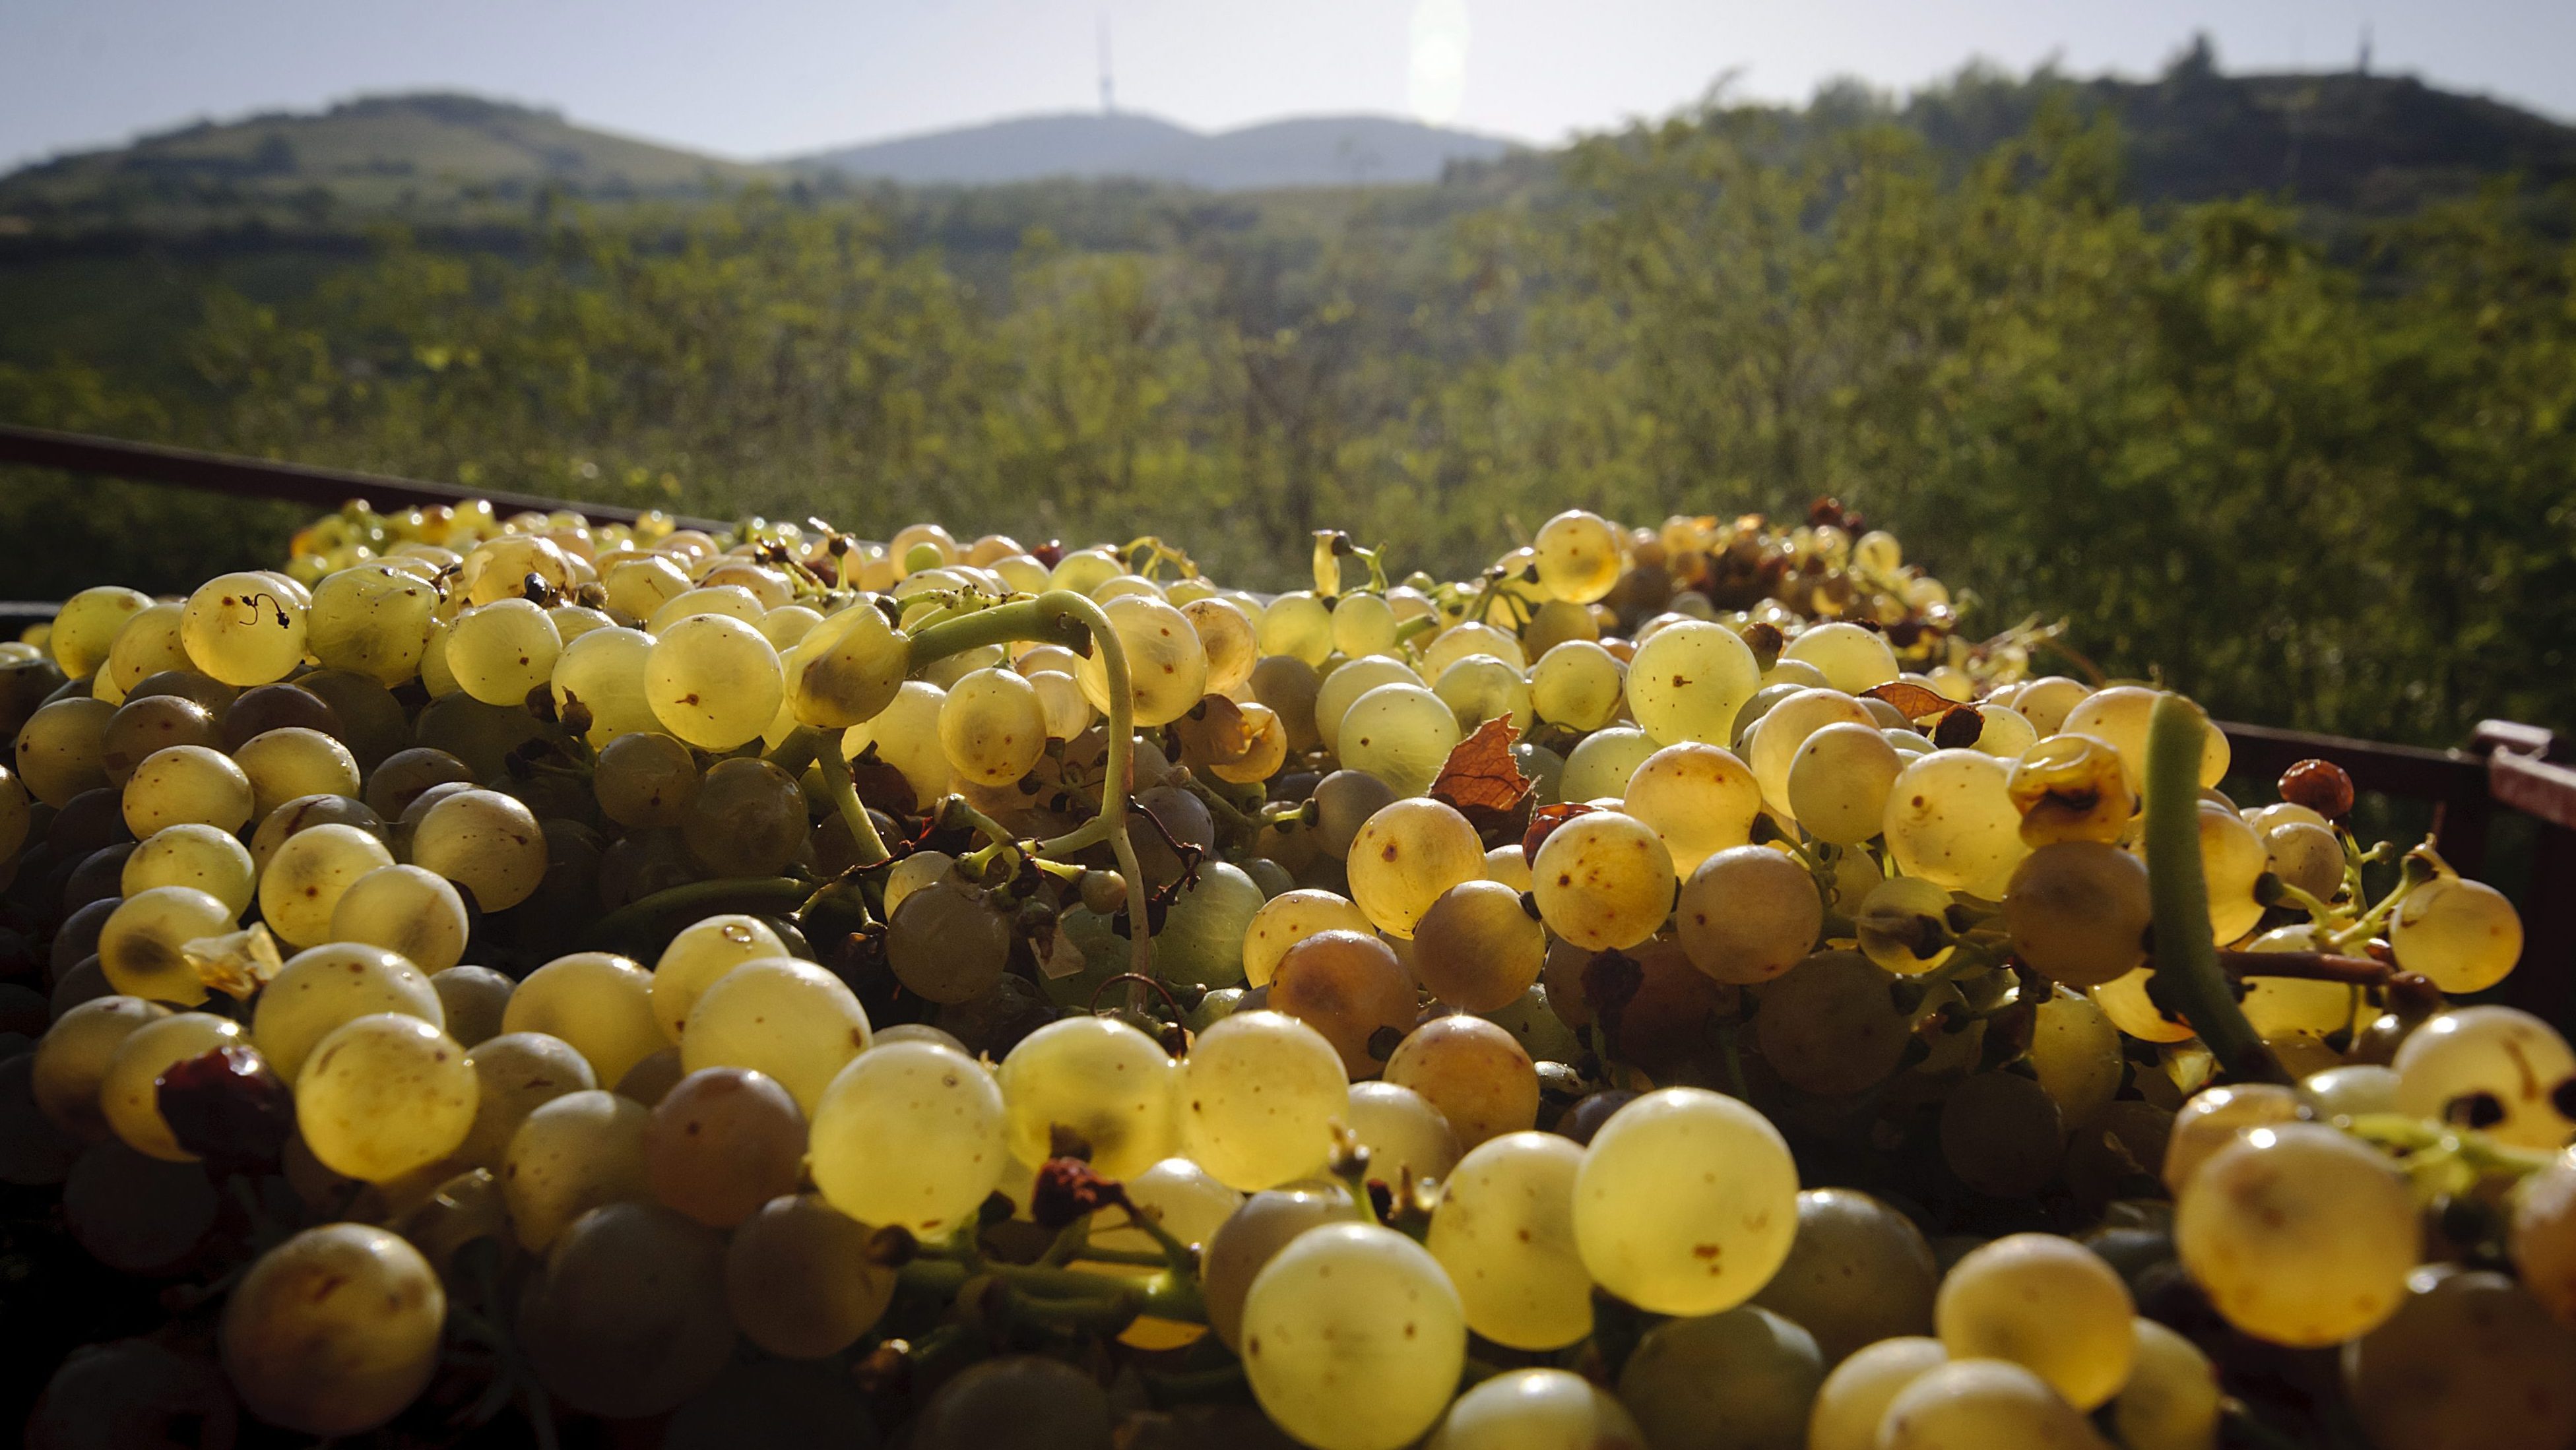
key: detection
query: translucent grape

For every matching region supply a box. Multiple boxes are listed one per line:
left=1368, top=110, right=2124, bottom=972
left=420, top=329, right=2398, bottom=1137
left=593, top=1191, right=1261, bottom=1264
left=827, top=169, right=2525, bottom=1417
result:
left=997, top=1015, right=1178, bottom=1180
left=97, top=885, right=232, bottom=1005
left=937, top=666, right=1047, bottom=786
left=1411, top=879, right=1546, bottom=1012
left=1339, top=683, right=1463, bottom=796
left=1258, top=592, right=1334, bottom=666
left=1425, top=1368, right=1642, bottom=1450
left=1181, top=597, right=1259, bottom=695
left=2116, top=1317, right=2222, bottom=1450
left=1179, top=1011, right=1348, bottom=1191
left=1269, top=929, right=1417, bottom=1077
left=18, top=697, right=116, bottom=805
left=32, top=995, right=169, bottom=1139
left=1554, top=726, right=1653, bottom=803
left=490, top=953, right=660, bottom=1087
left=1330, top=590, right=1401, bottom=658
left=179, top=571, right=308, bottom=686
left=679, top=957, right=871, bottom=1112
left=1076, top=594, right=1209, bottom=728
left=808, top=1040, right=1009, bottom=1233
left=49, top=585, right=152, bottom=678
left=2391, top=1006, right=2576, bottom=1149
left=100, top=694, right=222, bottom=786
left=1426, top=1131, right=1591, bottom=1348
left=1749, top=1188, right=1937, bottom=1364
left=2390, top=874, right=2523, bottom=993
left=258, top=822, right=394, bottom=949
left=1240, top=1223, right=1467, bottom=1450
left=1877, top=1359, right=2103, bottom=1450
left=1528, top=641, right=1625, bottom=732
left=252, top=941, right=443, bottom=1083
left=501, top=1088, right=652, bottom=1250
left=100, top=1011, right=246, bottom=1160
left=1572, top=1087, right=1799, bottom=1316
left=646, top=1066, right=806, bottom=1227
left=411, top=788, right=548, bottom=911
left=2092, top=967, right=2196, bottom=1044
left=651, top=913, right=787, bottom=1042
left=1626, top=619, right=1761, bottom=746
left=2061, top=685, right=2230, bottom=792
left=1781, top=621, right=1898, bottom=695
left=1747, top=687, right=1873, bottom=816
left=1386, top=1015, right=1537, bottom=1149
left=328, top=864, right=469, bottom=974
left=220, top=1225, right=444, bottom=1436
left=1347, top=798, right=1485, bottom=939
left=1343, top=1079, right=1460, bottom=1185
left=1203, top=1187, right=1359, bottom=1351
left=646, top=614, right=785, bottom=750
left=724, top=1193, right=897, bottom=1359
left=1884, top=748, right=2028, bottom=895
left=445, top=598, right=562, bottom=706
left=1675, top=845, right=1822, bottom=984
left=1434, top=655, right=1533, bottom=734
left=2002, top=841, right=2152, bottom=986
left=1787, top=720, right=1904, bottom=846
left=2174, top=1122, right=2419, bottom=1346
left=1530, top=809, right=1673, bottom=951
left=2027, top=988, right=2124, bottom=1125
left=1155, top=860, right=1264, bottom=989
left=1807, top=1337, right=1949, bottom=1450
left=2007, top=732, right=2138, bottom=846
left=1313, top=656, right=1420, bottom=755
left=841, top=679, right=952, bottom=805
left=2163, top=1083, right=2303, bottom=1193
left=1936, top=1232, right=2135, bottom=1409
left=593, top=730, right=701, bottom=828
left=122, top=823, right=256, bottom=914
left=306, top=562, right=439, bottom=685
left=451, top=1031, right=595, bottom=1170
left=121, top=744, right=254, bottom=836
left=550, top=625, right=661, bottom=745
left=294, top=1013, right=476, bottom=1183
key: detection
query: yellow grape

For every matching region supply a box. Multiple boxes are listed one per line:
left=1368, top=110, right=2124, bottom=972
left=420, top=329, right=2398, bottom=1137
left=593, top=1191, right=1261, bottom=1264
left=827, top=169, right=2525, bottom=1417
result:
left=295, top=1013, right=477, bottom=1183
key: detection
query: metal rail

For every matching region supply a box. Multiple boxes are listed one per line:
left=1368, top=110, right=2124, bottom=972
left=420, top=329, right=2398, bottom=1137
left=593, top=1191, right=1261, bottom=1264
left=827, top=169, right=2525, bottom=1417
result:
left=0, top=422, right=725, bottom=531
left=2, top=424, right=2570, bottom=1021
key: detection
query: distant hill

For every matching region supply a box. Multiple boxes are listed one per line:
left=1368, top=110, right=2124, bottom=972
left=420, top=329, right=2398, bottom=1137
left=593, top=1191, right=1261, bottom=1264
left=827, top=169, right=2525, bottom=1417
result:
left=791, top=112, right=1519, bottom=190
left=0, top=94, right=771, bottom=227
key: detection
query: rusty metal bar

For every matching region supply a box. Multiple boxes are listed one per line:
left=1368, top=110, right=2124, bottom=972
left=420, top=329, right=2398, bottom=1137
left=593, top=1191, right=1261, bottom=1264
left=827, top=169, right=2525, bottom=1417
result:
left=0, top=422, right=725, bottom=532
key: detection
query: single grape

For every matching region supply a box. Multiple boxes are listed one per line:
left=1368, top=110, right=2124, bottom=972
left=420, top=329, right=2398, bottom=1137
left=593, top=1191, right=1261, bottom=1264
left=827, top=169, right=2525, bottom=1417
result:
left=2391, top=1006, right=2576, bottom=1149
left=680, top=756, right=807, bottom=877
left=503, top=952, right=664, bottom=1085
left=329, top=864, right=470, bottom=974
left=2026, top=988, right=2124, bottom=1125
left=1528, top=640, right=1625, bottom=732
left=32, top=995, right=169, bottom=1140
left=1425, top=1366, right=1641, bottom=1450
left=502, top=1088, right=652, bottom=1250
left=1269, top=930, right=1417, bottom=1077
left=724, top=1193, right=897, bottom=1359
left=1876, top=1358, right=2103, bottom=1450
left=1344, top=1079, right=1461, bottom=1187
left=681, top=957, right=872, bottom=1112
left=1426, top=1130, right=1592, bottom=1349
left=294, top=1013, right=477, bottom=1183
left=2163, top=1083, right=2303, bottom=1193
left=1626, top=620, right=1761, bottom=747
left=1532, top=509, right=1623, bottom=602
left=1884, top=748, right=2028, bottom=896
left=1180, top=1011, right=1348, bottom=1191
left=258, top=821, right=393, bottom=949
left=1572, top=1087, right=1799, bottom=1316
left=998, top=1015, right=1178, bottom=1179
left=180, top=571, right=308, bottom=686
left=1676, top=844, right=1822, bottom=984
left=96, top=885, right=232, bottom=1005
left=445, top=598, right=563, bottom=706
left=2174, top=1121, right=2419, bottom=1346
left=1531, top=809, right=1674, bottom=952
left=231, top=726, right=361, bottom=818
left=1935, top=1232, right=2135, bottom=1410
left=1240, top=1223, right=1467, bottom=1450
left=220, top=1224, right=444, bottom=1435
left=2115, top=1317, right=2222, bottom=1450
left=1347, top=798, right=1485, bottom=939
left=1753, top=950, right=1910, bottom=1096
left=646, top=1066, right=806, bottom=1227
left=411, top=788, right=548, bottom=911
left=517, top=1201, right=735, bottom=1419
left=2003, top=841, right=2152, bottom=986
left=1076, top=594, right=1209, bottom=728
left=808, top=1040, right=1008, bottom=1234
left=1807, top=1336, right=1949, bottom=1450
left=2389, top=873, right=2523, bottom=993
left=886, top=878, right=1012, bottom=1004
left=121, top=822, right=256, bottom=914
left=451, top=1030, right=596, bottom=1170
left=1750, top=1188, right=1939, bottom=1364
left=1340, top=683, right=1463, bottom=797
left=1615, top=1304, right=1824, bottom=1450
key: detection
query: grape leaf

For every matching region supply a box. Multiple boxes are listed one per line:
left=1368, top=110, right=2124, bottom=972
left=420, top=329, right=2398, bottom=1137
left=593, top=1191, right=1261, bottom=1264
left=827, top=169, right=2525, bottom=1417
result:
left=1431, top=717, right=1535, bottom=846
left=1863, top=681, right=1953, bottom=721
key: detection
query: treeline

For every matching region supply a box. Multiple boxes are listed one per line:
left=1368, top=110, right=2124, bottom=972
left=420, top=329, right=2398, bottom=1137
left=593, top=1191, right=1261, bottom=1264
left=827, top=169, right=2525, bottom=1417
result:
left=3, top=100, right=2571, bottom=747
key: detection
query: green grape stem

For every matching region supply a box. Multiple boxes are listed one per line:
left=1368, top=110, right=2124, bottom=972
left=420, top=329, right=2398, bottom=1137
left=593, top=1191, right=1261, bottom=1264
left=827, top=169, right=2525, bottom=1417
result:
left=591, top=877, right=817, bottom=954
left=2143, top=694, right=2289, bottom=1084
left=803, top=725, right=891, bottom=867
left=904, top=590, right=1153, bottom=980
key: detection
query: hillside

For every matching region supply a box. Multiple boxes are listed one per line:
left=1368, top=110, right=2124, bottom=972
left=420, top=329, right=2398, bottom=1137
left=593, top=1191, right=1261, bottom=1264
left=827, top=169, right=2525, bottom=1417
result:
left=0, top=94, right=773, bottom=228
left=794, top=113, right=1518, bottom=189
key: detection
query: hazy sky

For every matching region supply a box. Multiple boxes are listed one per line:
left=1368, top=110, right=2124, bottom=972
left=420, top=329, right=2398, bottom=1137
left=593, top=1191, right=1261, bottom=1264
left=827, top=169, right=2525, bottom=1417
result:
left=5, top=0, right=2573, bottom=170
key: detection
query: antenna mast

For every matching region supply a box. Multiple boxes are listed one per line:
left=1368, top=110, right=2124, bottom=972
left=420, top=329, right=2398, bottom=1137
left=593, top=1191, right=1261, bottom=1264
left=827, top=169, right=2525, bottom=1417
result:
left=1099, top=14, right=1116, bottom=114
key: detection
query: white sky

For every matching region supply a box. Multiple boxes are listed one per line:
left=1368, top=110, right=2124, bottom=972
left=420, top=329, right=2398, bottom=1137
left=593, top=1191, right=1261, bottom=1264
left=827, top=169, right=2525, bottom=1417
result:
left=3, top=0, right=2572, bottom=170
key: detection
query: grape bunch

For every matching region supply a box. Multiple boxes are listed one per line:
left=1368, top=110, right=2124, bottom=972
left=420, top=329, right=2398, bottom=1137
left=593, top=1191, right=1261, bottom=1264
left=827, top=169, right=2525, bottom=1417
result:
left=0, top=498, right=2564, bottom=1450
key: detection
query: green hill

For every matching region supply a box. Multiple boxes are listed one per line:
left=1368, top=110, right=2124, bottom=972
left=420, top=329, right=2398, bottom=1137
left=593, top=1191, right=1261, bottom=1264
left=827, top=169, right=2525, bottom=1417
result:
left=0, top=93, right=772, bottom=230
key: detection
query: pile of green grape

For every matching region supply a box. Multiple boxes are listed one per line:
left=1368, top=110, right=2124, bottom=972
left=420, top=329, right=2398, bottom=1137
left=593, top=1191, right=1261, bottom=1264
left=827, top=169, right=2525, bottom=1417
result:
left=2, top=496, right=2567, bottom=1450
